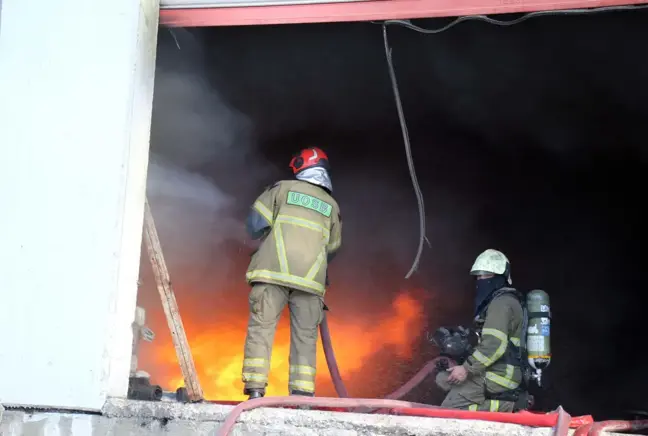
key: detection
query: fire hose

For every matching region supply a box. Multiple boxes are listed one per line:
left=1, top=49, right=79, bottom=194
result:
left=573, top=419, right=648, bottom=436
left=323, top=313, right=645, bottom=436
left=588, top=419, right=648, bottom=435
left=318, top=311, right=349, bottom=398
left=321, top=313, right=446, bottom=401
left=217, top=313, right=585, bottom=436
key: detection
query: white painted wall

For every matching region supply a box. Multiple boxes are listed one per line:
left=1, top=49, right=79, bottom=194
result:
left=0, top=0, right=160, bottom=410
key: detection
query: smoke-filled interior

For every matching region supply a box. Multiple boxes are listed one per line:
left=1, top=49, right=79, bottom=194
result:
left=137, top=9, right=648, bottom=420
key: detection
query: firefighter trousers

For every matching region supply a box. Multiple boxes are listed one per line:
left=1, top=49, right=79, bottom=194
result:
left=242, top=283, right=324, bottom=395
left=435, top=371, right=515, bottom=412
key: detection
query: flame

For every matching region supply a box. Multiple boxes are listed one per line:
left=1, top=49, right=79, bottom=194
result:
left=141, top=290, right=425, bottom=401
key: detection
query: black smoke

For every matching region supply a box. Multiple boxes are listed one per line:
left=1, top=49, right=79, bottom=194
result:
left=149, top=8, right=648, bottom=419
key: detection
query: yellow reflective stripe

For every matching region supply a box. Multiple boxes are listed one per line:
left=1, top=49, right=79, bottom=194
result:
left=305, top=252, right=325, bottom=281
left=481, top=328, right=508, bottom=363
left=243, top=358, right=267, bottom=368
left=253, top=201, right=273, bottom=224
left=482, top=328, right=507, bottom=342
left=468, top=404, right=478, bottom=411
left=289, top=380, right=315, bottom=392
left=472, top=350, right=493, bottom=366
left=485, top=365, right=520, bottom=390
left=490, top=400, right=500, bottom=412
left=511, top=337, right=521, bottom=346
left=290, top=365, right=316, bottom=376
left=274, top=224, right=289, bottom=274
left=486, top=372, right=519, bottom=389
left=242, top=373, right=268, bottom=383
left=276, top=215, right=330, bottom=241
left=246, top=270, right=325, bottom=294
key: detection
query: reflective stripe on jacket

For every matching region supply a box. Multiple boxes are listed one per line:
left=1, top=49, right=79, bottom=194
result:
left=246, top=180, right=342, bottom=296
left=462, top=292, right=524, bottom=390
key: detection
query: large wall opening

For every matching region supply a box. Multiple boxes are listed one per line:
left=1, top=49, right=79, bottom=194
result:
left=136, top=9, right=647, bottom=420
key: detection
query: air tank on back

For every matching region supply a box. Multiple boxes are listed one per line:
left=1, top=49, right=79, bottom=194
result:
left=526, top=289, right=551, bottom=386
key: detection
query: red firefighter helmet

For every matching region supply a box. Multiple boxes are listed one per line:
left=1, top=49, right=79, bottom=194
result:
left=289, top=147, right=330, bottom=175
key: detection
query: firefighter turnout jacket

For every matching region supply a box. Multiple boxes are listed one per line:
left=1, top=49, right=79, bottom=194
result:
left=245, top=180, right=342, bottom=296
left=462, top=288, right=524, bottom=392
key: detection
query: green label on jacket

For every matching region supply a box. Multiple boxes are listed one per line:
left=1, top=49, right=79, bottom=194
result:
left=287, top=191, right=332, bottom=217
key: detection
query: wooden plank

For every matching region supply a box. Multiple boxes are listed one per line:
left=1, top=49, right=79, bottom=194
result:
left=143, top=197, right=204, bottom=402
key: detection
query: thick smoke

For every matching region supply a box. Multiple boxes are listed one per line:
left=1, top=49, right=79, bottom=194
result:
left=139, top=29, right=269, bottom=326
left=141, top=12, right=647, bottom=418
left=138, top=29, right=451, bottom=400
left=145, top=157, right=241, bottom=287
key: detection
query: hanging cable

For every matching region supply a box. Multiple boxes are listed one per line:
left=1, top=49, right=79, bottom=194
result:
left=383, top=24, right=426, bottom=279
left=380, top=4, right=648, bottom=34
left=381, top=3, right=648, bottom=279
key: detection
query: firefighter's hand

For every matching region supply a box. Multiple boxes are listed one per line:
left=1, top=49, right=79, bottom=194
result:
left=447, top=365, right=468, bottom=384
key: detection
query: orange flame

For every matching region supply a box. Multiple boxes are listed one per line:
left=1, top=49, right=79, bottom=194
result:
left=140, top=290, right=425, bottom=400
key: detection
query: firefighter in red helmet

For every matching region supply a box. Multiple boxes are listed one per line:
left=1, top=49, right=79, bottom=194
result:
left=241, top=147, right=342, bottom=399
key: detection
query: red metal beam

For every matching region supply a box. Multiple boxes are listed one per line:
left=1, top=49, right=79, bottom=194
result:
left=160, top=0, right=647, bottom=27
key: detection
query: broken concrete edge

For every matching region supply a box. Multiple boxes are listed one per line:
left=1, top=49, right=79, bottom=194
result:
left=100, top=397, right=568, bottom=435
left=0, top=399, right=626, bottom=436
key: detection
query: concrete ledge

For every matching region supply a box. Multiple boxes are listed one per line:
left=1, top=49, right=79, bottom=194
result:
left=0, top=399, right=622, bottom=436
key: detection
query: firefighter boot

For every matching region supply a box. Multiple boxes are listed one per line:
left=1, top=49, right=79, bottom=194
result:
left=244, top=388, right=265, bottom=400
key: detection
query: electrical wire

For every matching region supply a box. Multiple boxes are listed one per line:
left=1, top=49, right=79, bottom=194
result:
left=382, top=24, right=426, bottom=279
left=380, top=4, right=648, bottom=34
left=381, top=3, right=648, bottom=280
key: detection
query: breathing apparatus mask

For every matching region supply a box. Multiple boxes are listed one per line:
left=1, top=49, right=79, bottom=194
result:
left=428, top=326, right=477, bottom=365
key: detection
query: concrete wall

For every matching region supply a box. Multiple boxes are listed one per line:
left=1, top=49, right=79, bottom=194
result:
left=0, top=399, right=605, bottom=436
left=0, top=0, right=160, bottom=410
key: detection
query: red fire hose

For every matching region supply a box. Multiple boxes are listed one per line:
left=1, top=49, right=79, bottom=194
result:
left=574, top=423, right=594, bottom=436
left=216, top=395, right=591, bottom=436
left=574, top=419, right=648, bottom=435
left=588, top=419, right=648, bottom=435
left=322, top=312, right=450, bottom=413
left=217, top=313, right=592, bottom=436
left=364, top=357, right=447, bottom=414
left=318, top=314, right=349, bottom=398
left=392, top=406, right=576, bottom=429
left=321, top=313, right=449, bottom=401
left=217, top=396, right=443, bottom=436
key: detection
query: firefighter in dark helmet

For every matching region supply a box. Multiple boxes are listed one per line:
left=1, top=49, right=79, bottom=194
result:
left=241, top=147, right=342, bottom=400
left=435, top=249, right=525, bottom=412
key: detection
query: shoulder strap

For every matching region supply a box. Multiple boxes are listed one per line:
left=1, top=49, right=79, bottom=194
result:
left=496, top=288, right=528, bottom=352
left=477, top=287, right=522, bottom=319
